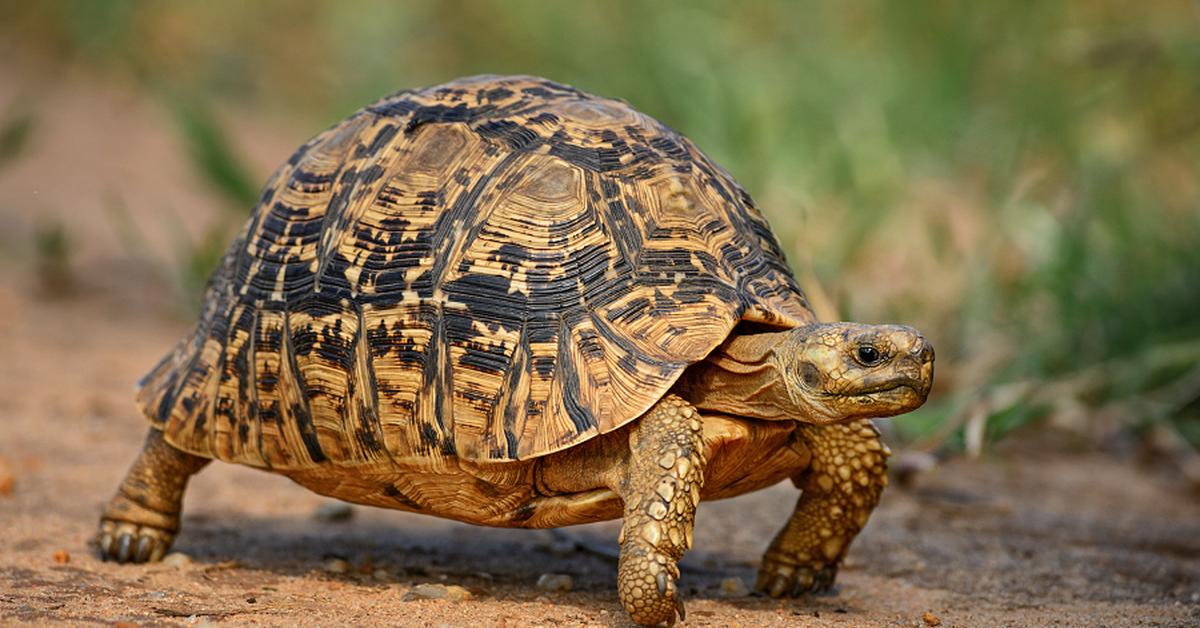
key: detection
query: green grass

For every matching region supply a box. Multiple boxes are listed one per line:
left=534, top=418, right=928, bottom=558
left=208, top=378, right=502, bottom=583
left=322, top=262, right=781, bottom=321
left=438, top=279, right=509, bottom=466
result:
left=164, top=92, right=261, bottom=210
left=0, top=109, right=35, bottom=168
left=33, top=219, right=73, bottom=297
left=5, top=0, right=1198, bottom=449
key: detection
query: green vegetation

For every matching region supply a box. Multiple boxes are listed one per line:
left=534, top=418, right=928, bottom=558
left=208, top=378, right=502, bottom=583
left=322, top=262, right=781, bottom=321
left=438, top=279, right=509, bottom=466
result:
left=0, top=109, right=35, bottom=169
left=33, top=219, right=73, bottom=297
left=165, top=94, right=260, bottom=210
left=4, top=1, right=1197, bottom=451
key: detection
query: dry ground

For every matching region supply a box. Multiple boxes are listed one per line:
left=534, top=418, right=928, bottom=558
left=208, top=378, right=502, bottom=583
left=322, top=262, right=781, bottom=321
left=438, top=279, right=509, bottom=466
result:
left=1, top=59, right=1198, bottom=627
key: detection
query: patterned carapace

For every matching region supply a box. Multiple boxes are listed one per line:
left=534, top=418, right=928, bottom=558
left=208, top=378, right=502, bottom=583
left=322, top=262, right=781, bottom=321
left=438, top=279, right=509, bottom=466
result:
left=136, top=75, right=814, bottom=466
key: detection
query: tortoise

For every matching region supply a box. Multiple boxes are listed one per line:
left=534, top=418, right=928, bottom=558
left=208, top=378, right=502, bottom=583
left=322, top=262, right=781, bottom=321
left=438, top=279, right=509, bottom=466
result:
left=97, top=75, right=934, bottom=626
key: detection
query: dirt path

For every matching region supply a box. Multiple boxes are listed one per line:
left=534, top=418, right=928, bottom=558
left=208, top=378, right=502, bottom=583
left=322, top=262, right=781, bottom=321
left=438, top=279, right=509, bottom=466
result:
left=0, top=277, right=1197, bottom=627
left=1, top=64, right=1197, bottom=627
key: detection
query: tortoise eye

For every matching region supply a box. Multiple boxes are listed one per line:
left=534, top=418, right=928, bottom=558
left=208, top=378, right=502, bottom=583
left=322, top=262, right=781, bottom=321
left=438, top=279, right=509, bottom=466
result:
left=855, top=345, right=883, bottom=366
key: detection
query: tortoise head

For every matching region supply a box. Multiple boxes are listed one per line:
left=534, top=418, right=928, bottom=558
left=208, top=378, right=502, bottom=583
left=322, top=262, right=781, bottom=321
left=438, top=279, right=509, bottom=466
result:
left=772, top=322, right=935, bottom=423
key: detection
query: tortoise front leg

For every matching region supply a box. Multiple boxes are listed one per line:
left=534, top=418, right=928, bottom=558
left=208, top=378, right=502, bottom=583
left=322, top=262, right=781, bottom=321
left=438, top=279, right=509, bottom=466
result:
left=756, top=419, right=890, bottom=597
left=96, top=428, right=209, bottom=563
left=615, top=394, right=706, bottom=626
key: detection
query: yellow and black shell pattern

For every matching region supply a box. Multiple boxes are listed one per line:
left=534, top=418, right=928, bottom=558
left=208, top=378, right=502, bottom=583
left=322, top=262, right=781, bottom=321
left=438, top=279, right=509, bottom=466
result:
left=136, top=75, right=814, bottom=467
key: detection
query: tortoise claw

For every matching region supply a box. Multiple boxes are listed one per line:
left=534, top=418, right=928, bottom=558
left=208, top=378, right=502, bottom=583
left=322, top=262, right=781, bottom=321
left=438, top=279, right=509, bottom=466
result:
left=756, top=556, right=840, bottom=598
left=811, top=565, right=837, bottom=593
left=790, top=569, right=815, bottom=596
left=116, top=534, right=133, bottom=563
left=96, top=518, right=175, bottom=564
left=98, top=533, right=114, bottom=561
left=768, top=574, right=790, bottom=598
left=135, top=535, right=154, bottom=563
left=148, top=540, right=167, bottom=563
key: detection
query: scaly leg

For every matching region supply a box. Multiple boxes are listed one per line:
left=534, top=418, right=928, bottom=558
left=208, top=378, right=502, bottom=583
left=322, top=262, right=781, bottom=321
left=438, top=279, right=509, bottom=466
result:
left=756, top=419, right=890, bottom=597
left=615, top=394, right=706, bottom=626
left=96, top=428, right=209, bottom=563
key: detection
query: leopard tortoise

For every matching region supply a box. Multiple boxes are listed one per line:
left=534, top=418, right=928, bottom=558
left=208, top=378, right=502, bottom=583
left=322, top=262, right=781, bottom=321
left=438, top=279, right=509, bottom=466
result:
left=97, top=75, right=934, bottom=626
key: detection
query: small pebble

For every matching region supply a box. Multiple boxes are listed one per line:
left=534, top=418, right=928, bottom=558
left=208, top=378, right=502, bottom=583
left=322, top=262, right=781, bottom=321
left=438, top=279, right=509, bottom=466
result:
left=52, top=550, right=70, bottom=564
left=245, top=596, right=257, bottom=604
left=373, top=568, right=391, bottom=581
left=402, top=583, right=472, bottom=601
left=536, top=573, right=573, bottom=592
left=313, top=502, right=355, bottom=522
left=923, top=611, right=942, bottom=626
left=323, top=558, right=351, bottom=574
left=162, top=552, right=192, bottom=568
left=719, top=577, right=748, bottom=597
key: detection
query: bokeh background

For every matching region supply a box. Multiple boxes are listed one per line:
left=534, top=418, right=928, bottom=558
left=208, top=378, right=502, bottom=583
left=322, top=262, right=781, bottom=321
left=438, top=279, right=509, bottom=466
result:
left=4, top=0, right=1196, bottom=462
left=1, top=2, right=1198, bottom=625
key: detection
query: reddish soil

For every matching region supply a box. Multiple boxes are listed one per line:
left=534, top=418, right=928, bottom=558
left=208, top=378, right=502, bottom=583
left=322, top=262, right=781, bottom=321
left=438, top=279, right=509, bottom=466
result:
left=1, top=61, right=1197, bottom=627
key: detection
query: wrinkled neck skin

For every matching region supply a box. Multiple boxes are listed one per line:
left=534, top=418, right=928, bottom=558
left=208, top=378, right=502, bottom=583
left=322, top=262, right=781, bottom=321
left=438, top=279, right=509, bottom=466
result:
left=676, top=331, right=824, bottom=421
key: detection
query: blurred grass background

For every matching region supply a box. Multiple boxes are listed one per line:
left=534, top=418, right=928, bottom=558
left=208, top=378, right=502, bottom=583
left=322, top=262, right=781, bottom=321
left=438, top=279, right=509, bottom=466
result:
left=1, top=0, right=1197, bottom=459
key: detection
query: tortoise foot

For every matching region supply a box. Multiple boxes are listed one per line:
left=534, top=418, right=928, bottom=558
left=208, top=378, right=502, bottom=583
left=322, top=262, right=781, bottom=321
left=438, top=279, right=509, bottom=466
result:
left=96, top=517, right=175, bottom=564
left=619, top=543, right=686, bottom=626
left=97, top=429, right=207, bottom=564
left=755, top=557, right=838, bottom=598
left=615, top=395, right=704, bottom=626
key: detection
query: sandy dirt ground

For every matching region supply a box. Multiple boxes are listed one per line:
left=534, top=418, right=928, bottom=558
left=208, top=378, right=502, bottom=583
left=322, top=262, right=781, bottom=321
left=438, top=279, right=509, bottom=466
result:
left=1, top=62, right=1198, bottom=627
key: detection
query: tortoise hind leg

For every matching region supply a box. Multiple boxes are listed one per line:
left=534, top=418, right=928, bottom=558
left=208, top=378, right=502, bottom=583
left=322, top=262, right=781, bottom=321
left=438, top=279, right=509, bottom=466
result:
left=756, top=419, right=890, bottom=597
left=96, top=428, right=209, bottom=563
left=615, top=394, right=706, bottom=626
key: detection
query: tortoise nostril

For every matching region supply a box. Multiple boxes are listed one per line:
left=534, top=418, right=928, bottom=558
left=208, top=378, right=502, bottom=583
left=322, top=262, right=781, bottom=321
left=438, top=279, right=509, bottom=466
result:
left=911, top=339, right=934, bottom=363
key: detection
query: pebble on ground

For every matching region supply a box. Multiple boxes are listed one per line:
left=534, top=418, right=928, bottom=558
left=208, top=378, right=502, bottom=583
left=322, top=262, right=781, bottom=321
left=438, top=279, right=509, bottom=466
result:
left=322, top=558, right=351, bottom=574
left=402, top=583, right=472, bottom=602
left=162, top=552, right=192, bottom=568
left=536, top=573, right=573, bottom=592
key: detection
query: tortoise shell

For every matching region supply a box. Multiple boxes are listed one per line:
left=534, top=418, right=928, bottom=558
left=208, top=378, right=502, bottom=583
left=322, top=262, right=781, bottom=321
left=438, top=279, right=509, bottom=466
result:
left=136, top=75, right=814, bottom=466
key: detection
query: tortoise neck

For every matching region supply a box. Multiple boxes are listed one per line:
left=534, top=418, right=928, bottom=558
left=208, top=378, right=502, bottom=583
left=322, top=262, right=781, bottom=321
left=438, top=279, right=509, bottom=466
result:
left=674, top=331, right=796, bottom=421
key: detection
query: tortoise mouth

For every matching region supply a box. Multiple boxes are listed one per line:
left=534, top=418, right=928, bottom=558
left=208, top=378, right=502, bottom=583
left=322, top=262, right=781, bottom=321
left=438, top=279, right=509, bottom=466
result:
left=801, top=381, right=930, bottom=425
left=863, top=383, right=923, bottom=400
left=850, top=382, right=932, bottom=415
left=823, top=378, right=930, bottom=399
